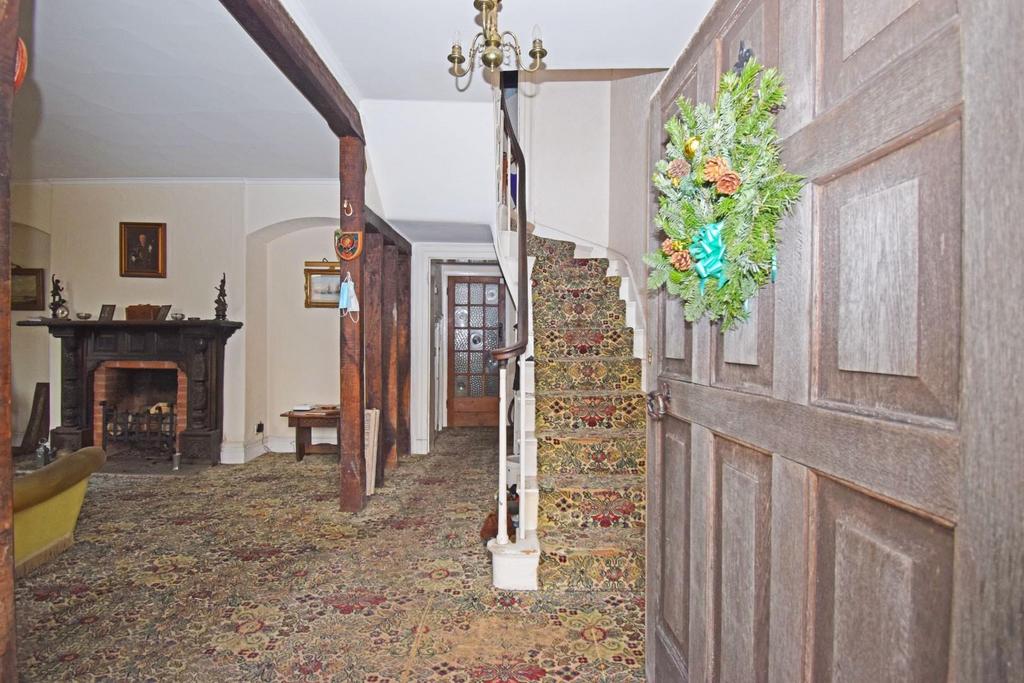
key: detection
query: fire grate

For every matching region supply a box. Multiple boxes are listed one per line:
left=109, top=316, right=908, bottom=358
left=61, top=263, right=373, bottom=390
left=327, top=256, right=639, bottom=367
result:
left=100, top=401, right=177, bottom=453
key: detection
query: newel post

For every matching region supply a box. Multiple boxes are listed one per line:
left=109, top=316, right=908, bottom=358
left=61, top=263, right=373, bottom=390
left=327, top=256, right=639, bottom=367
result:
left=338, top=136, right=367, bottom=512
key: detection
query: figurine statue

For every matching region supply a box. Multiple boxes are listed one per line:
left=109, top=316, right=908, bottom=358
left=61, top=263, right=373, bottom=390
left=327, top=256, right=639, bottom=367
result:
left=49, top=274, right=67, bottom=319
left=214, top=273, right=228, bottom=320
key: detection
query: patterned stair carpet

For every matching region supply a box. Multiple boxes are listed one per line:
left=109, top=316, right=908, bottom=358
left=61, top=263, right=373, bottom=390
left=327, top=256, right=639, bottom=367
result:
left=14, top=428, right=644, bottom=681
left=529, top=236, right=647, bottom=593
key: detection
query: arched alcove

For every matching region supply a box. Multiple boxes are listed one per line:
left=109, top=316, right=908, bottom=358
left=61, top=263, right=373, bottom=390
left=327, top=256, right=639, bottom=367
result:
left=245, top=217, right=340, bottom=452
left=11, top=221, right=51, bottom=440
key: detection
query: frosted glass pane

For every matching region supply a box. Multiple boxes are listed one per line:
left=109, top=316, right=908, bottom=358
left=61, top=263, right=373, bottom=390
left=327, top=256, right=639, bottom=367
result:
left=454, top=329, right=468, bottom=351
left=485, top=375, right=499, bottom=396
left=455, top=352, right=468, bottom=372
left=470, top=376, right=484, bottom=396
left=469, top=330, right=484, bottom=350
left=485, top=284, right=499, bottom=304
left=454, top=307, right=469, bottom=328
left=470, top=352, right=484, bottom=373
left=485, top=330, right=498, bottom=349
left=485, top=307, right=499, bottom=327
left=470, top=306, right=484, bottom=327
left=471, top=284, right=484, bottom=304
left=455, top=283, right=469, bottom=304
left=454, top=377, right=468, bottom=397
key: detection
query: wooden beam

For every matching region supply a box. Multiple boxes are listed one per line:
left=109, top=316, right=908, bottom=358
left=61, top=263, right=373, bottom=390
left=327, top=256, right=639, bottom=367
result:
left=396, top=252, right=411, bottom=457
left=362, top=232, right=384, bottom=487
left=219, top=0, right=363, bottom=141
left=381, top=245, right=400, bottom=471
left=338, top=136, right=366, bottom=512
left=365, top=207, right=411, bottom=254
left=0, top=2, right=20, bottom=678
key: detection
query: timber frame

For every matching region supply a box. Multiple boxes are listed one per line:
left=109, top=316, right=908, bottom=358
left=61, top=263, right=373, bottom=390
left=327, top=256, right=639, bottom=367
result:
left=216, top=0, right=410, bottom=513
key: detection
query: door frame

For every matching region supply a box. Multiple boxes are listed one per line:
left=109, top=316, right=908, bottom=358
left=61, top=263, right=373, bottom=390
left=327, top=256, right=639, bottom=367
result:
left=443, top=271, right=506, bottom=428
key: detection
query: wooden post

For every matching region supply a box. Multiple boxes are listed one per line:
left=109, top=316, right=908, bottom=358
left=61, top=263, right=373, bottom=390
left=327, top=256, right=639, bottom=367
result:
left=396, top=252, right=411, bottom=457
left=0, top=2, right=20, bottom=677
left=381, top=245, right=400, bottom=471
left=362, top=232, right=384, bottom=487
left=338, top=136, right=366, bottom=512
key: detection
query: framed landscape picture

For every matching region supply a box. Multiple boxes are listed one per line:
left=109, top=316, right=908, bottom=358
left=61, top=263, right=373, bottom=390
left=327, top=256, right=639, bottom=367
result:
left=304, top=261, right=341, bottom=308
left=11, top=267, right=44, bottom=310
left=120, top=222, right=166, bottom=278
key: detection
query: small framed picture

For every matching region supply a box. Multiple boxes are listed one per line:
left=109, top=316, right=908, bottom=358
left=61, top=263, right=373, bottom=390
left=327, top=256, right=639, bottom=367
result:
left=98, top=304, right=116, bottom=321
left=11, top=267, right=44, bottom=311
left=156, top=304, right=172, bottom=320
left=120, top=222, right=166, bottom=278
left=304, top=261, right=341, bottom=308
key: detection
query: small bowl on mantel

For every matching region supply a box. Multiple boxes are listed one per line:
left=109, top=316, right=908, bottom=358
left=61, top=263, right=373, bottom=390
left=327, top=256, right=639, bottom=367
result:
left=75, top=313, right=92, bottom=320
left=170, top=313, right=186, bottom=321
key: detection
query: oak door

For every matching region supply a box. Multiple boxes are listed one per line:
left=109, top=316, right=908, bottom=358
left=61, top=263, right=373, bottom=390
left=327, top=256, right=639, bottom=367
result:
left=645, top=0, right=977, bottom=680
left=447, top=277, right=505, bottom=427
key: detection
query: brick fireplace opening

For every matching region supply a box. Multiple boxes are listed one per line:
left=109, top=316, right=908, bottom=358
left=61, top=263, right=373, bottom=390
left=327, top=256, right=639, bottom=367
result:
left=93, top=361, right=188, bottom=454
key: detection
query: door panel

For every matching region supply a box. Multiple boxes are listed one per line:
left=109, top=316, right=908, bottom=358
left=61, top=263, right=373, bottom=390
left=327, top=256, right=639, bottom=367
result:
left=647, top=0, right=966, bottom=680
left=447, top=277, right=505, bottom=427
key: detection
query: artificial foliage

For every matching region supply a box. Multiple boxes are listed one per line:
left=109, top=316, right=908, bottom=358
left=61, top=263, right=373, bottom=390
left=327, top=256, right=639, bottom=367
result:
left=645, top=59, right=803, bottom=330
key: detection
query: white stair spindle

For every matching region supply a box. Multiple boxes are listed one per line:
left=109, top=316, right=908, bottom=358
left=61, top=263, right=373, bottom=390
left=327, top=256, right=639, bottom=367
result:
left=496, top=363, right=510, bottom=545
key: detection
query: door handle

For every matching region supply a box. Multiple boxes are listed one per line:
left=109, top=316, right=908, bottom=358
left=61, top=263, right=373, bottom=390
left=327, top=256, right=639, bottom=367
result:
left=646, top=384, right=671, bottom=421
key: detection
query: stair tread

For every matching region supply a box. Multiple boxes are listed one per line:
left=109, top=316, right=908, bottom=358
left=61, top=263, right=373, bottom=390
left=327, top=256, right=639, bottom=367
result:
left=535, top=389, right=645, bottom=398
left=534, top=356, right=639, bottom=364
left=540, top=525, right=645, bottom=555
left=537, top=428, right=646, bottom=440
left=540, top=472, right=644, bottom=491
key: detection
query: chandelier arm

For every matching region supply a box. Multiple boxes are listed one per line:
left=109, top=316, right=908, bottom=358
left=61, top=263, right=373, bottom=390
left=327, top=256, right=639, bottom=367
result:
left=453, top=32, right=485, bottom=87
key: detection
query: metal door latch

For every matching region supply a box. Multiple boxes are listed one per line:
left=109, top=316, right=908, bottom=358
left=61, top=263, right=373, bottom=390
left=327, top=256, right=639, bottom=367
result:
left=646, top=383, right=671, bottom=421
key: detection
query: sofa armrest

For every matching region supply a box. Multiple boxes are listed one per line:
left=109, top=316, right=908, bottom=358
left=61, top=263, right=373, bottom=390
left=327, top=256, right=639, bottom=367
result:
left=13, top=447, right=107, bottom=513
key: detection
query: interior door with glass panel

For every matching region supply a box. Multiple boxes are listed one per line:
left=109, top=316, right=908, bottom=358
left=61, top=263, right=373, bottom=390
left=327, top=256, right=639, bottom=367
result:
left=448, top=277, right=505, bottom=427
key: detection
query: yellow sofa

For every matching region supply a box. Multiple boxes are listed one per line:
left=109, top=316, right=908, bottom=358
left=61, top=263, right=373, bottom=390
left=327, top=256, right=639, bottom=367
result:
left=13, top=447, right=106, bottom=577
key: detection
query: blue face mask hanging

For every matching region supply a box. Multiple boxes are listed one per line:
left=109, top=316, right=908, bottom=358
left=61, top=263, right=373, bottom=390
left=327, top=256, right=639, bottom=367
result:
left=339, top=272, right=360, bottom=321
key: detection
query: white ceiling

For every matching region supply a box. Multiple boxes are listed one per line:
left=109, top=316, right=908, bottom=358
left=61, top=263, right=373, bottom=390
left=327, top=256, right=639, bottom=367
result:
left=299, top=0, right=716, bottom=102
left=11, top=0, right=714, bottom=240
left=13, top=0, right=339, bottom=180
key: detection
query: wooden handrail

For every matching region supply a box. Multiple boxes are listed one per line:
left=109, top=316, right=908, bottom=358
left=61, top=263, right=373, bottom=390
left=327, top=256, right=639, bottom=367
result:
left=491, top=85, right=529, bottom=364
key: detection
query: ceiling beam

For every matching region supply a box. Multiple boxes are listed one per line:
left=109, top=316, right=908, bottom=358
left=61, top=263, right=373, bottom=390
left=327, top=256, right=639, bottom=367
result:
left=219, top=0, right=364, bottom=141
left=365, top=207, right=411, bottom=254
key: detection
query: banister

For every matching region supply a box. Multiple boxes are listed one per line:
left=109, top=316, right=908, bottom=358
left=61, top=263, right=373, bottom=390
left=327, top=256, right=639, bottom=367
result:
left=490, top=83, right=529, bottom=365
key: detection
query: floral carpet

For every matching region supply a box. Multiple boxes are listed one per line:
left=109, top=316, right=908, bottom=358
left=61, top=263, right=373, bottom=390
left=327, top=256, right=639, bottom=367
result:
left=15, top=428, right=645, bottom=681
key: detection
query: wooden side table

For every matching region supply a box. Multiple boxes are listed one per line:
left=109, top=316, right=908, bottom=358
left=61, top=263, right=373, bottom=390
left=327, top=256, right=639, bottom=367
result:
left=280, top=408, right=340, bottom=462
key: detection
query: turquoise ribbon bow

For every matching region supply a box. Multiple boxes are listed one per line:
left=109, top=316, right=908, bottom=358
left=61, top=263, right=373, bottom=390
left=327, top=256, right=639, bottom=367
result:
left=689, top=221, right=728, bottom=294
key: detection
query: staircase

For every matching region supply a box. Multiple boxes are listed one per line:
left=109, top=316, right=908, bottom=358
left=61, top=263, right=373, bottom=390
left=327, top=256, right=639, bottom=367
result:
left=529, top=235, right=646, bottom=592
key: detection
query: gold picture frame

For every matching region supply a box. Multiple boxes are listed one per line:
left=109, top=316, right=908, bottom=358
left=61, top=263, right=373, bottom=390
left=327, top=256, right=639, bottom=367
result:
left=304, top=260, right=341, bottom=308
left=120, top=222, right=167, bottom=278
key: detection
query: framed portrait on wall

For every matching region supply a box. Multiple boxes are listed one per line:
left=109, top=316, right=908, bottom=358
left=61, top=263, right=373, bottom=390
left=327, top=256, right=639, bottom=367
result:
left=119, top=222, right=166, bottom=278
left=304, top=260, right=341, bottom=308
left=11, top=267, right=44, bottom=310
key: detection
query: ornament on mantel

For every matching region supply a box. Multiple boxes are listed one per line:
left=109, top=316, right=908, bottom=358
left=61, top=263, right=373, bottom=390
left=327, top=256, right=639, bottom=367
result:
left=49, top=274, right=66, bottom=319
left=214, top=273, right=228, bottom=320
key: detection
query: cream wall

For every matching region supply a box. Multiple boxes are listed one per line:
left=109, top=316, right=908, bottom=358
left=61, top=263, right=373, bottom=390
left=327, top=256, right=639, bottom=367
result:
left=609, top=72, right=664, bottom=287
left=11, top=223, right=51, bottom=440
left=11, top=178, right=383, bottom=463
left=265, top=224, right=340, bottom=442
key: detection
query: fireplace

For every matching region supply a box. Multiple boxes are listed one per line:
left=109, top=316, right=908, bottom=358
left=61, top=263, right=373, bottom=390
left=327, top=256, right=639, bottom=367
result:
left=17, top=318, right=242, bottom=464
left=93, top=361, right=188, bottom=455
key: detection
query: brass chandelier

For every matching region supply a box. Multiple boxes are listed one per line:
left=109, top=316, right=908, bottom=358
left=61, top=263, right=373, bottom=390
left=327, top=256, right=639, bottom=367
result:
left=447, top=0, right=548, bottom=84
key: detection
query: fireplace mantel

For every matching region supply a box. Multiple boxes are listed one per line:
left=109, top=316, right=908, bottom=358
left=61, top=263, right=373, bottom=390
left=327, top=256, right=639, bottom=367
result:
left=18, top=318, right=242, bottom=464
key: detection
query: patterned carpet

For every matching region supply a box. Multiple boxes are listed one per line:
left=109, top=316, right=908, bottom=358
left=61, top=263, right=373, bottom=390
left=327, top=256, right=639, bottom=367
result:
left=15, top=428, right=645, bottom=681
left=530, top=237, right=647, bottom=592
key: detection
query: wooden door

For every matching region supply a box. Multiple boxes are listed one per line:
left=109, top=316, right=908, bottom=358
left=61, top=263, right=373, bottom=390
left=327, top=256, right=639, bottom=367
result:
left=644, top=1, right=1021, bottom=680
left=447, top=277, right=505, bottom=427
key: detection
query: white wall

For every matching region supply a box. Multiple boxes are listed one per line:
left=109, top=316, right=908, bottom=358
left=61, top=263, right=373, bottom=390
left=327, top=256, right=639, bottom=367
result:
left=11, top=223, right=51, bottom=441
left=521, top=76, right=612, bottom=246
left=609, top=72, right=664, bottom=288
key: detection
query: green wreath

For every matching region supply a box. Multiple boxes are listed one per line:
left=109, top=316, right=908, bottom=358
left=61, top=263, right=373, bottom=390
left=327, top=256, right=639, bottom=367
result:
left=645, top=59, right=803, bottom=330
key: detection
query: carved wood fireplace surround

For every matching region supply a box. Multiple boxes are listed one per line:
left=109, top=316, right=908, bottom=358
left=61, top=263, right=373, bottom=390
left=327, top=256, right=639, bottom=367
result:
left=17, top=319, right=242, bottom=464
